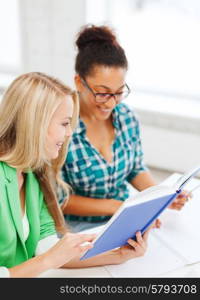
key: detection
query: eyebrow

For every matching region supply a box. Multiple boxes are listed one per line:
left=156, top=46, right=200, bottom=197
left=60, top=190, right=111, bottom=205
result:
left=93, top=84, right=126, bottom=91
left=62, top=117, right=72, bottom=121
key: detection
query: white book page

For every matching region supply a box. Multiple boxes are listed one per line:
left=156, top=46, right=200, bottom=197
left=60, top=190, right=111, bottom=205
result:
left=81, top=224, right=105, bottom=235
left=155, top=193, right=200, bottom=264
left=156, top=174, right=200, bottom=264
left=105, top=230, right=185, bottom=277
left=172, top=166, right=200, bottom=191
left=125, top=185, right=173, bottom=207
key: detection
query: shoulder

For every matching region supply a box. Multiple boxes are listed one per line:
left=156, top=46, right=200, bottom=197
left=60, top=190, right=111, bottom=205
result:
left=0, top=161, right=8, bottom=173
left=28, top=171, right=40, bottom=187
left=0, top=161, right=4, bottom=175
left=113, top=103, right=142, bottom=141
left=65, top=119, right=87, bottom=163
left=113, top=103, right=140, bottom=128
left=0, top=161, right=15, bottom=184
left=27, top=171, right=43, bottom=200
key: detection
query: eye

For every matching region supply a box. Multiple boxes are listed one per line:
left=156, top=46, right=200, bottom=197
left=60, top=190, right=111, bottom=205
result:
left=62, top=122, right=70, bottom=127
left=96, top=93, right=110, bottom=98
left=115, top=92, right=124, bottom=97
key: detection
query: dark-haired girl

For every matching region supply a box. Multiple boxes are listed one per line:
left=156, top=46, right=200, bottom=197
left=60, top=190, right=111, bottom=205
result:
left=61, top=25, right=189, bottom=232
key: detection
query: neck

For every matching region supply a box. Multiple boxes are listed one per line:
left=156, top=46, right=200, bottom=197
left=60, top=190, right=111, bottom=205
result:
left=17, top=169, right=25, bottom=190
left=17, top=169, right=23, bottom=177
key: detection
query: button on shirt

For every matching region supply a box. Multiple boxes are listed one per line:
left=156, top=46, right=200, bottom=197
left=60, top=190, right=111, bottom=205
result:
left=61, top=103, right=148, bottom=222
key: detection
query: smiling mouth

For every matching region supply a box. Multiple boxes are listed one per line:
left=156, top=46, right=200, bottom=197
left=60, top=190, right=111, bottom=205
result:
left=97, top=107, right=112, bottom=113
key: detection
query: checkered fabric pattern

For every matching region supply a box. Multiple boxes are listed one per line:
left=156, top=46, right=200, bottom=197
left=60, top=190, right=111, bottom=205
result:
left=61, top=103, right=148, bottom=222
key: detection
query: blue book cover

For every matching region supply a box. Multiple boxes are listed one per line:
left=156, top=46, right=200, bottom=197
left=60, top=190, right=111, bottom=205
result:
left=81, top=165, right=200, bottom=260
left=81, top=191, right=178, bottom=260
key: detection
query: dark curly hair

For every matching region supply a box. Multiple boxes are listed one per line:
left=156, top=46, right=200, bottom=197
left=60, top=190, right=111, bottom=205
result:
left=75, top=24, right=128, bottom=78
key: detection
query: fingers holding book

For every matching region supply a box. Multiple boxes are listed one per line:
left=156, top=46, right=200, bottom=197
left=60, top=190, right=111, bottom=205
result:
left=169, top=190, right=193, bottom=210
left=152, top=218, right=162, bottom=228
left=116, top=229, right=152, bottom=263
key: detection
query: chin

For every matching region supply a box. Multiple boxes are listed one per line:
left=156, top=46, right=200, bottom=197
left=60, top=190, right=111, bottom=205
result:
left=50, top=151, right=59, bottom=160
left=96, top=111, right=112, bottom=120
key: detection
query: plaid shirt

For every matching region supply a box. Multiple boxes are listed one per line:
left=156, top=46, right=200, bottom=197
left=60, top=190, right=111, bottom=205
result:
left=61, top=103, right=147, bottom=222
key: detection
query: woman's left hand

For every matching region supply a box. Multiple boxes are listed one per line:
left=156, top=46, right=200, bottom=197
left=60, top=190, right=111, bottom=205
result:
left=169, top=190, right=192, bottom=210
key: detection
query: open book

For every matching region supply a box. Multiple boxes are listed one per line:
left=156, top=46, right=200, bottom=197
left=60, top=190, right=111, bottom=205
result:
left=81, top=166, right=200, bottom=262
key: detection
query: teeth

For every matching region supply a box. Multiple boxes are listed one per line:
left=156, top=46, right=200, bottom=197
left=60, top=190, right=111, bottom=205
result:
left=99, top=108, right=111, bottom=112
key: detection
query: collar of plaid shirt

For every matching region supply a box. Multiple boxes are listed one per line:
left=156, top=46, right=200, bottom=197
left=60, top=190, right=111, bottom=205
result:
left=76, top=105, right=122, bottom=136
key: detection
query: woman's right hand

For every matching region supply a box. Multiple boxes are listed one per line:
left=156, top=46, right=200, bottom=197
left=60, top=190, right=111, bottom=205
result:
left=43, top=232, right=96, bottom=269
left=113, top=228, right=151, bottom=264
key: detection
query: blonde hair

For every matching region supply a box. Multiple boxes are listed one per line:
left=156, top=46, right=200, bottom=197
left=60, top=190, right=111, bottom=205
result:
left=0, top=72, right=79, bottom=233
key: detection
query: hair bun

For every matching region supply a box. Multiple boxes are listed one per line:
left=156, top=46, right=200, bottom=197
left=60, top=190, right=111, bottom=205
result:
left=76, top=25, right=117, bottom=50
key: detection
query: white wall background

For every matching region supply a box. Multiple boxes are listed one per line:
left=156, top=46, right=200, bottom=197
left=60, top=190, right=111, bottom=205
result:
left=140, top=124, right=200, bottom=173
left=0, top=0, right=199, bottom=174
left=19, top=0, right=88, bottom=87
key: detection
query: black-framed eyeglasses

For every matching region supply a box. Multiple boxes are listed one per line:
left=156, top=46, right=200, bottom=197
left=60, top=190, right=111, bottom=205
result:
left=81, top=78, right=131, bottom=104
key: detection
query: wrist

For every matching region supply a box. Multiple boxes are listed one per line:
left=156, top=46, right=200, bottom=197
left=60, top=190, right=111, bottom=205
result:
left=9, top=254, right=52, bottom=278
left=101, top=249, right=122, bottom=265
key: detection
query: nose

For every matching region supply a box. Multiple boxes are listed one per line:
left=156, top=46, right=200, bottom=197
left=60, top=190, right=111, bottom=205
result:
left=104, top=96, right=116, bottom=109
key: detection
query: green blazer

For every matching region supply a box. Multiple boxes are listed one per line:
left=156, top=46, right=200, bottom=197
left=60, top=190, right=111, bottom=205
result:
left=0, top=161, right=56, bottom=268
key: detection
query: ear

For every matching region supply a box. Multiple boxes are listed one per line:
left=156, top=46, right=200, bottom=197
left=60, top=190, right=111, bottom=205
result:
left=74, top=74, right=83, bottom=92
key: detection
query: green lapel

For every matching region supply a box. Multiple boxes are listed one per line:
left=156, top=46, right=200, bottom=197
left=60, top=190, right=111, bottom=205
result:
left=2, top=163, right=25, bottom=247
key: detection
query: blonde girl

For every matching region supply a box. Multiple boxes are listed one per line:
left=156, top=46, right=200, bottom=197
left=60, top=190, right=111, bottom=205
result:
left=0, top=72, right=150, bottom=277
